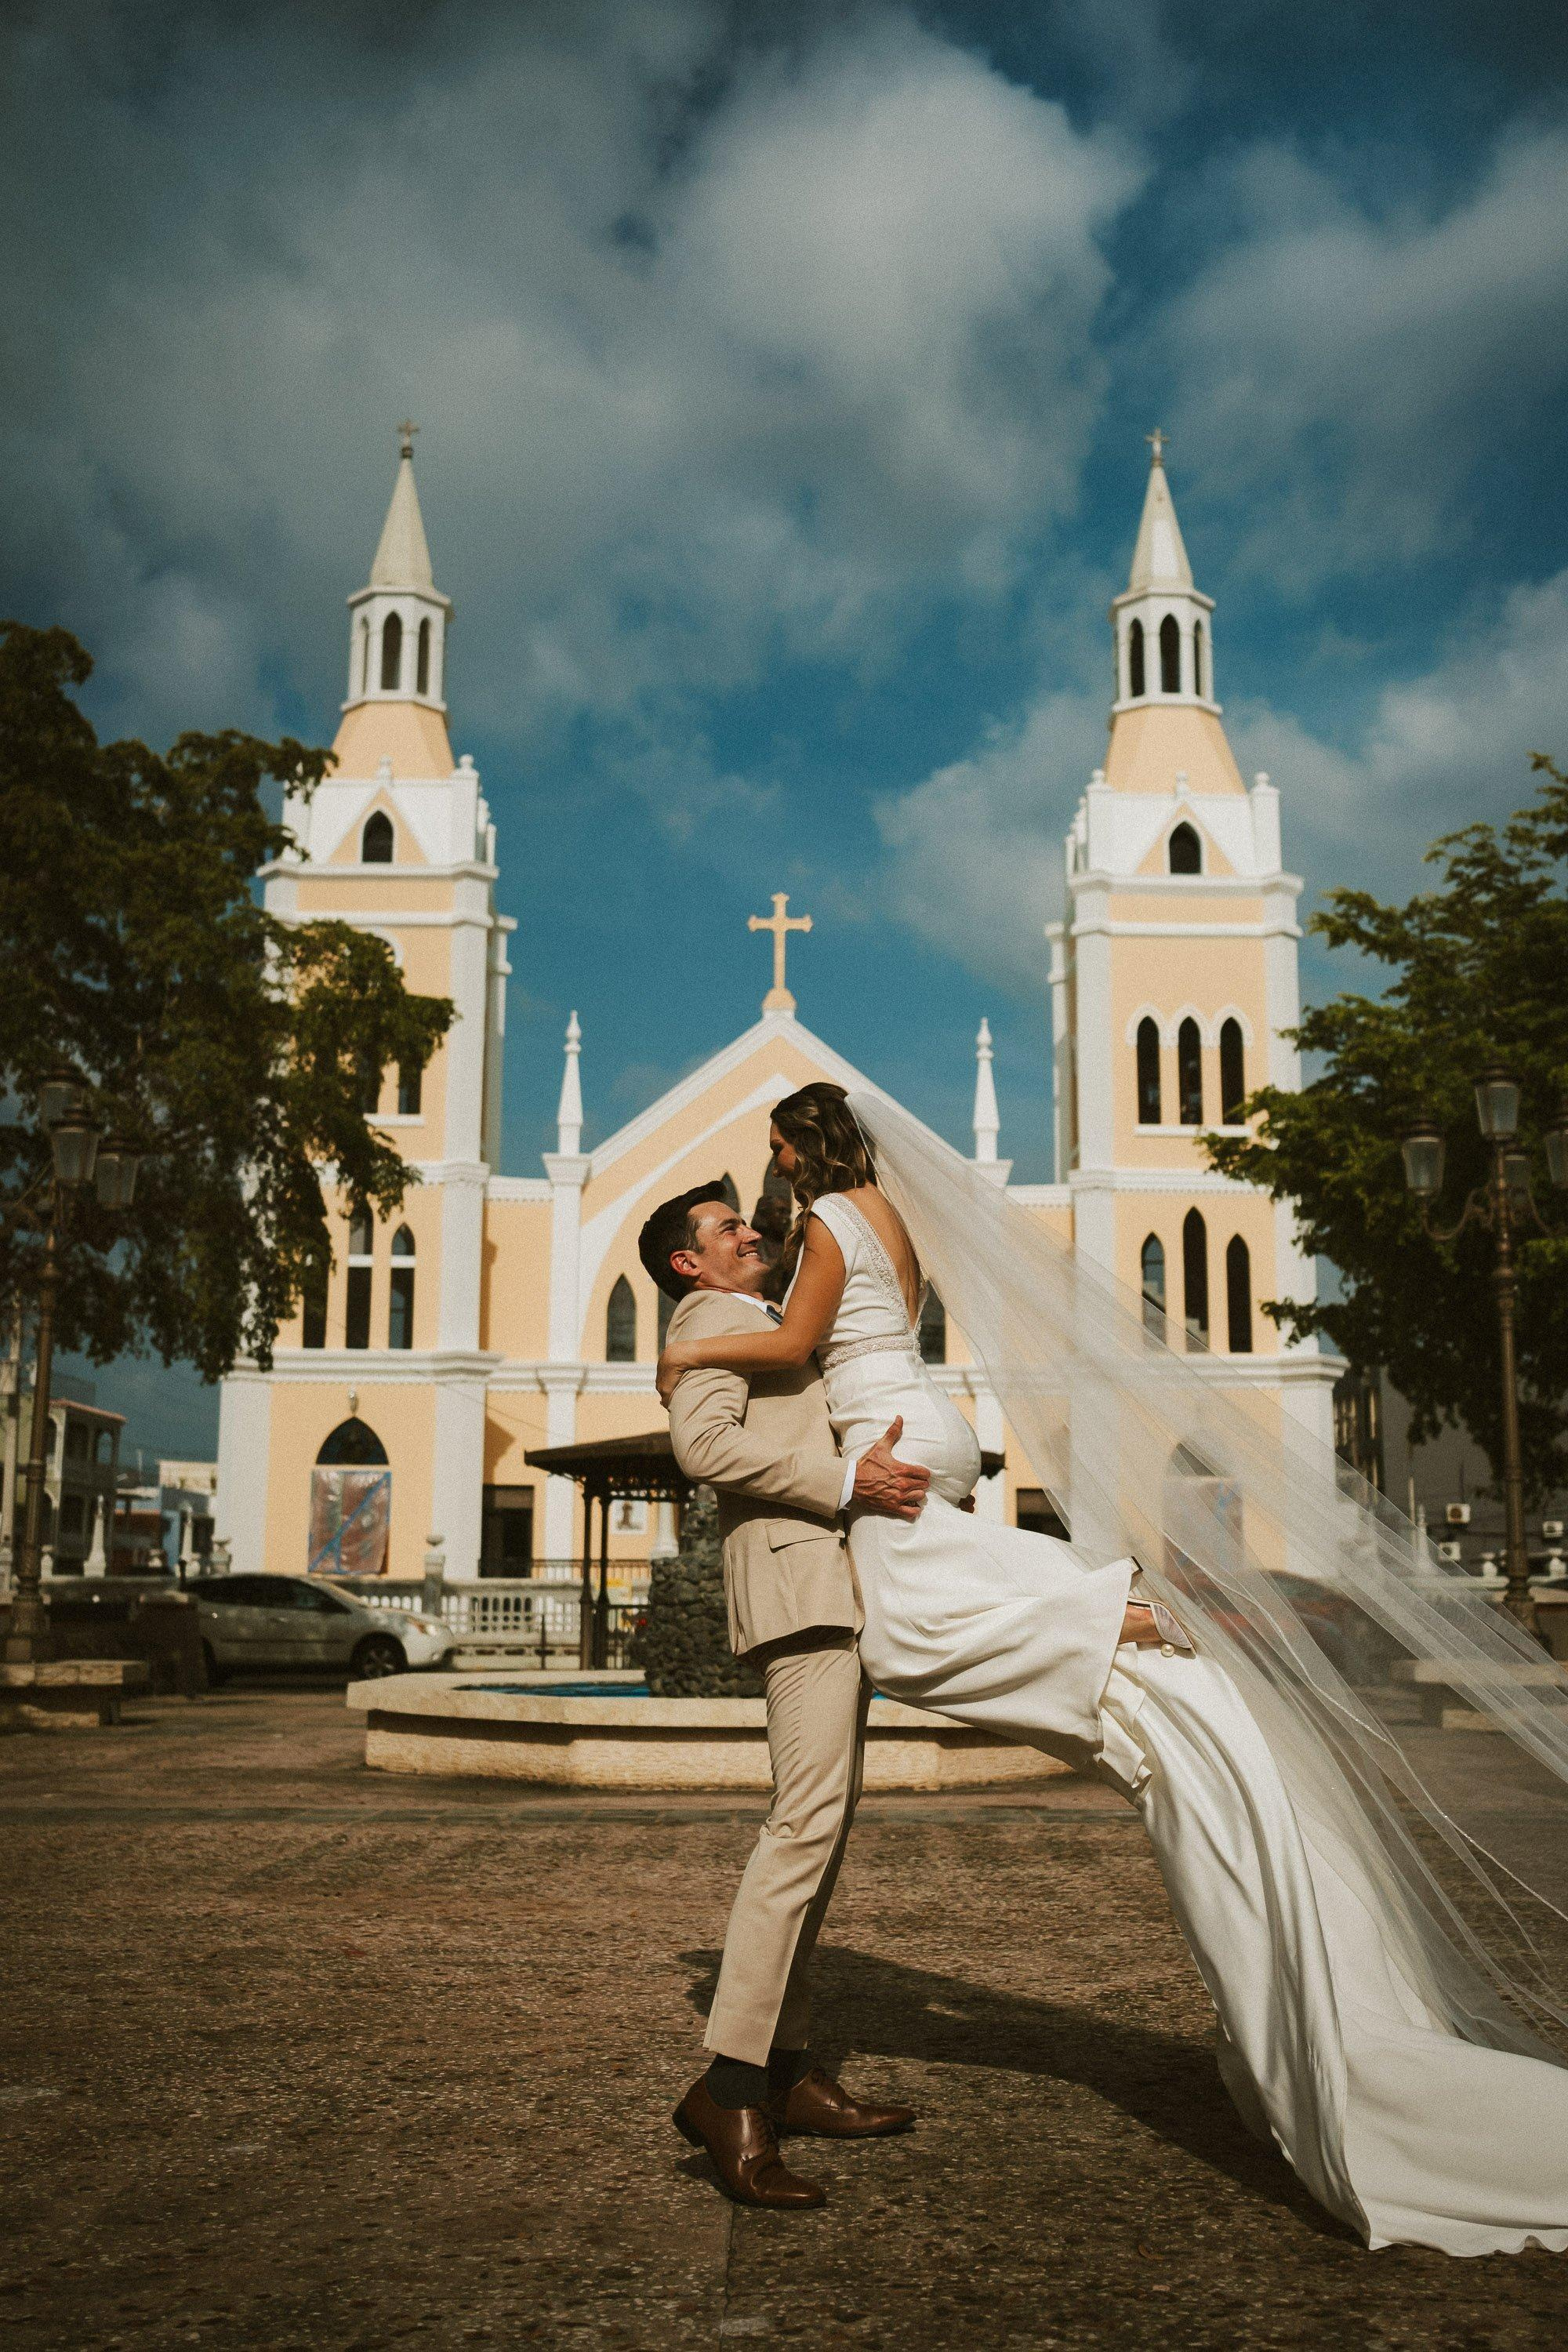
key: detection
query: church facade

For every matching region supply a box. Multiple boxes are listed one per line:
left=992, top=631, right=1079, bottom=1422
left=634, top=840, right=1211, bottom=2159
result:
left=214, top=435, right=1338, bottom=1584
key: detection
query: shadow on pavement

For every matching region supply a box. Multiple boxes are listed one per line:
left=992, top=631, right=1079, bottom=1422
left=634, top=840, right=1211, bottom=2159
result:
left=681, top=1941, right=1339, bottom=2235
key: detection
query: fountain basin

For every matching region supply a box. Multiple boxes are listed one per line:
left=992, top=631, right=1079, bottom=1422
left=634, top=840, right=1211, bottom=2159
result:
left=346, top=1669, right=1069, bottom=1791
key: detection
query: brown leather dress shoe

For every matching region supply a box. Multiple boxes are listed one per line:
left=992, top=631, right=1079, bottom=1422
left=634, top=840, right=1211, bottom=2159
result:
left=673, top=2077, right=827, bottom=2208
left=774, top=2065, right=916, bottom=2138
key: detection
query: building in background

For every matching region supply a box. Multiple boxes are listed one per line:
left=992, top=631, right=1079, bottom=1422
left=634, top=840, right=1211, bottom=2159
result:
left=216, top=437, right=1337, bottom=1585
left=0, top=1375, right=123, bottom=1578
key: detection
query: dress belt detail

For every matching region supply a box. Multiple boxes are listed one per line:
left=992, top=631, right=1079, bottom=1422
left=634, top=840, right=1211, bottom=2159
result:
left=818, top=1334, right=922, bottom=1372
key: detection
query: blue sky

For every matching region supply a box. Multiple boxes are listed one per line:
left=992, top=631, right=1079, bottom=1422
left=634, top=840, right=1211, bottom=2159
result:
left=6, top=1, right=1568, bottom=1454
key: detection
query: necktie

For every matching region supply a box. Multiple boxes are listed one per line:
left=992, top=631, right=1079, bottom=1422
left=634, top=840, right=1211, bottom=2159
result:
left=764, top=1304, right=783, bottom=1325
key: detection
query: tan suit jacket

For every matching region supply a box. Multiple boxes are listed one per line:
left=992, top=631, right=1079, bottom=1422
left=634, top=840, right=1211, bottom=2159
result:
left=665, top=1287, right=862, bottom=1658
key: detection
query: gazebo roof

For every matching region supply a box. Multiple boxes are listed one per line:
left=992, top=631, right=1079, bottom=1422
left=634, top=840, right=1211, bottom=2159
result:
left=524, top=1430, right=691, bottom=1500
left=524, top=1429, right=1004, bottom=1500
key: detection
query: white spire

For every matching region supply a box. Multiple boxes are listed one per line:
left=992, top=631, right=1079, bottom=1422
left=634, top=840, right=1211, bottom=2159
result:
left=1127, top=429, right=1195, bottom=593
left=556, top=1011, right=583, bottom=1156
left=369, top=424, right=436, bottom=592
left=972, top=1017, right=1000, bottom=1163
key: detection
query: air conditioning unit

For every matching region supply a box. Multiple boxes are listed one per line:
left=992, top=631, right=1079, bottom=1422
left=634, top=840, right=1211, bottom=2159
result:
left=1446, top=1503, right=1472, bottom=1526
left=1437, top=1541, right=1463, bottom=1563
left=1544, top=1521, right=1566, bottom=1541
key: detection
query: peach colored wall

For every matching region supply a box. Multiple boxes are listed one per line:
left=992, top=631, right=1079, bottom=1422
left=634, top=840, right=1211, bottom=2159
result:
left=1116, top=1189, right=1281, bottom=1353
left=480, top=1202, right=552, bottom=1359
left=263, top=1377, right=434, bottom=1580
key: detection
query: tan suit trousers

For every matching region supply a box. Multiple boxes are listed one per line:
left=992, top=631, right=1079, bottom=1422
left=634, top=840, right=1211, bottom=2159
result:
left=703, top=1630, right=871, bottom=2067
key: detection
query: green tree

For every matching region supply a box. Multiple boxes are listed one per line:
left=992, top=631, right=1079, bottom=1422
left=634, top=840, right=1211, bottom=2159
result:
left=0, top=622, right=452, bottom=1377
left=1207, top=757, right=1568, bottom=1502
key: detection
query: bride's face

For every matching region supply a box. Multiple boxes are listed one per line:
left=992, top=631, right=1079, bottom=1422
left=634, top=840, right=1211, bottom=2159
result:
left=768, top=1123, right=800, bottom=1186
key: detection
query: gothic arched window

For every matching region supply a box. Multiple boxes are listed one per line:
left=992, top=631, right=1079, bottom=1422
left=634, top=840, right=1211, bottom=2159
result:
left=1182, top=1208, right=1209, bottom=1347
left=362, top=811, right=394, bottom=863
left=379, top=612, right=403, bottom=691
left=1225, top=1236, right=1253, bottom=1353
left=1168, top=821, right=1201, bottom=875
left=918, top=1289, right=946, bottom=1365
left=1136, top=1018, right=1162, bottom=1124
left=316, top=1416, right=387, bottom=1466
left=1192, top=618, right=1206, bottom=699
left=1219, top=1018, right=1246, bottom=1123
left=1128, top=618, right=1145, bottom=699
left=300, top=1253, right=328, bottom=1350
left=416, top=618, right=431, bottom=696
left=357, top=618, right=370, bottom=697
left=1141, top=1233, right=1166, bottom=1332
left=388, top=1225, right=416, bottom=1350
left=1160, top=613, right=1181, bottom=692
left=606, top=1275, right=637, bottom=1362
left=346, top=1208, right=372, bottom=1350
left=1177, top=1018, right=1203, bottom=1125
left=397, top=1061, right=423, bottom=1116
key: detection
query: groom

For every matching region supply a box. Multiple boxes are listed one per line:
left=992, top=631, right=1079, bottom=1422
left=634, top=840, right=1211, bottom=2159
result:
left=640, top=1179, right=928, bottom=2209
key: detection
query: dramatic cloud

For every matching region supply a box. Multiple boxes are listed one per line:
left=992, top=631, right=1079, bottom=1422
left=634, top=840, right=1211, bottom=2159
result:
left=1158, top=125, right=1568, bottom=584
left=0, top=1, right=1137, bottom=742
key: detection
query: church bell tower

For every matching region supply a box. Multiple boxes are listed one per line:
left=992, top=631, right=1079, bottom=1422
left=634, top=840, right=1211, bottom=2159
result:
left=1047, top=437, right=1333, bottom=1443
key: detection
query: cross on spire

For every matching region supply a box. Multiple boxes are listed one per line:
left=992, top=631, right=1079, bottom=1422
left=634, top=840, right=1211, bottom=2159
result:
left=397, top=419, right=419, bottom=459
left=1146, top=425, right=1168, bottom=468
left=748, top=891, right=812, bottom=1016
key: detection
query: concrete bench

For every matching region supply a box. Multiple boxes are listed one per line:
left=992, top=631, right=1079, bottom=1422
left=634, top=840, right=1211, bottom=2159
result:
left=0, top=1657, right=151, bottom=1730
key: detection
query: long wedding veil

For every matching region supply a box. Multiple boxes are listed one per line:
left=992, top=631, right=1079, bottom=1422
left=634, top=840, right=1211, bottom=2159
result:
left=847, top=1087, right=1568, bottom=2056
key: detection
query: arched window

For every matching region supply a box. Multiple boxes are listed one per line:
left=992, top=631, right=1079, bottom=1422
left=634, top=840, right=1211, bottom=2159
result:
left=606, top=1275, right=637, bottom=1362
left=356, top=1055, right=381, bottom=1113
left=362, top=811, right=394, bottom=863
left=379, top=612, right=403, bottom=691
left=918, top=1289, right=946, bottom=1365
left=1182, top=1208, right=1209, bottom=1347
left=316, top=1417, right=388, bottom=1466
left=346, top=1209, right=372, bottom=1350
left=657, top=1287, right=675, bottom=1350
left=388, top=1225, right=416, bottom=1350
left=1141, top=1234, right=1166, bottom=1333
left=397, top=1062, right=423, bottom=1116
left=416, top=618, right=430, bottom=696
left=357, top=618, right=370, bottom=697
left=1219, top=1018, right=1245, bottom=1123
left=1136, top=1017, right=1162, bottom=1124
left=1177, top=1018, right=1203, bottom=1125
left=1160, top=613, right=1181, bottom=692
left=1168, top=821, right=1201, bottom=874
left=1128, top=618, right=1145, bottom=699
left=300, top=1253, right=328, bottom=1349
left=1225, top=1236, right=1252, bottom=1353
left=1192, top=618, right=1205, bottom=699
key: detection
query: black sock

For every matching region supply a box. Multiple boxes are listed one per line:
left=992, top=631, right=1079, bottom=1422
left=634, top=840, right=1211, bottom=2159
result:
left=706, top=2055, right=771, bottom=2110
left=768, top=2045, right=812, bottom=2096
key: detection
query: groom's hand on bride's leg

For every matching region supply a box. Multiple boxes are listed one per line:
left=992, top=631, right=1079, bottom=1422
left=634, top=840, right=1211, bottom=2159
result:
left=850, top=1420, right=930, bottom=1520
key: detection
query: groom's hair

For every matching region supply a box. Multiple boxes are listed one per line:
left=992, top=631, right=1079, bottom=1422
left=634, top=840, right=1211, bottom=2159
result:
left=638, top=1180, right=737, bottom=1301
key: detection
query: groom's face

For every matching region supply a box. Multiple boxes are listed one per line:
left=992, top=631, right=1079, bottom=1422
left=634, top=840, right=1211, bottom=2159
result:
left=674, top=1200, right=768, bottom=1295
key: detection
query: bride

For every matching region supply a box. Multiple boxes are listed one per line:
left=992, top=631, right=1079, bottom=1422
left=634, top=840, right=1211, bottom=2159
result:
left=656, top=1080, right=1568, bottom=2256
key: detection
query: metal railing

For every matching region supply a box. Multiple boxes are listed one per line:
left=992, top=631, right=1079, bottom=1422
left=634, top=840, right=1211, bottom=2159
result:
left=325, top=1567, right=651, bottom=1669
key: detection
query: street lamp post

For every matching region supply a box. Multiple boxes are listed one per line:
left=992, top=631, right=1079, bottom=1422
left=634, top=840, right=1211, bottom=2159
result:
left=1402, top=1076, right=1568, bottom=1636
left=4, top=1073, right=141, bottom=1666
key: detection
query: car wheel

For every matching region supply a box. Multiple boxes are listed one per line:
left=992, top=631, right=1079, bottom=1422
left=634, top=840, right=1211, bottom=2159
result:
left=351, top=1633, right=406, bottom=1680
left=201, top=1641, right=228, bottom=1690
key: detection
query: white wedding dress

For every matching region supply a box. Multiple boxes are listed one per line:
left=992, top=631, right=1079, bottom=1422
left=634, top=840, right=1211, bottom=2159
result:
left=808, top=1191, right=1568, bottom=2256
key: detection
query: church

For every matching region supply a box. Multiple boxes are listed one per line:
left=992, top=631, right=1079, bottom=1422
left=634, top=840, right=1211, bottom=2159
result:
left=213, top=432, right=1338, bottom=1586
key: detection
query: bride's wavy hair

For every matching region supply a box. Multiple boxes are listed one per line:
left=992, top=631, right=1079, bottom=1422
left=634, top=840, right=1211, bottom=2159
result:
left=771, top=1082, right=877, bottom=1280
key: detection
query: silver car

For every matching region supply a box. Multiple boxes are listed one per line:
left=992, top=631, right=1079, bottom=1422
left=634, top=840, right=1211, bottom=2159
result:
left=189, top=1572, right=453, bottom=1683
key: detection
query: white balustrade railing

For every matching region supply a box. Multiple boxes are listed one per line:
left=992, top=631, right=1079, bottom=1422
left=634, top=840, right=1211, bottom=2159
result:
left=326, top=1565, right=652, bottom=1658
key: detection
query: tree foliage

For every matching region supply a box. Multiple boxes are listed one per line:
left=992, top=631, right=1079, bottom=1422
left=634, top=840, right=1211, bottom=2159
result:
left=0, top=622, right=452, bottom=1377
left=1207, top=758, right=1568, bottom=1501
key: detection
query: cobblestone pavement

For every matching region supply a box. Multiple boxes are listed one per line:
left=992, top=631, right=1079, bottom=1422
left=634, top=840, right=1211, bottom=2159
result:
left=2, top=1685, right=1566, bottom=2351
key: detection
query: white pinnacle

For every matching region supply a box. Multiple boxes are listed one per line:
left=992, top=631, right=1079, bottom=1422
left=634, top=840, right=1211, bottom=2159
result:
left=973, top=1017, right=1000, bottom=1164
left=557, top=1011, right=583, bottom=1156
